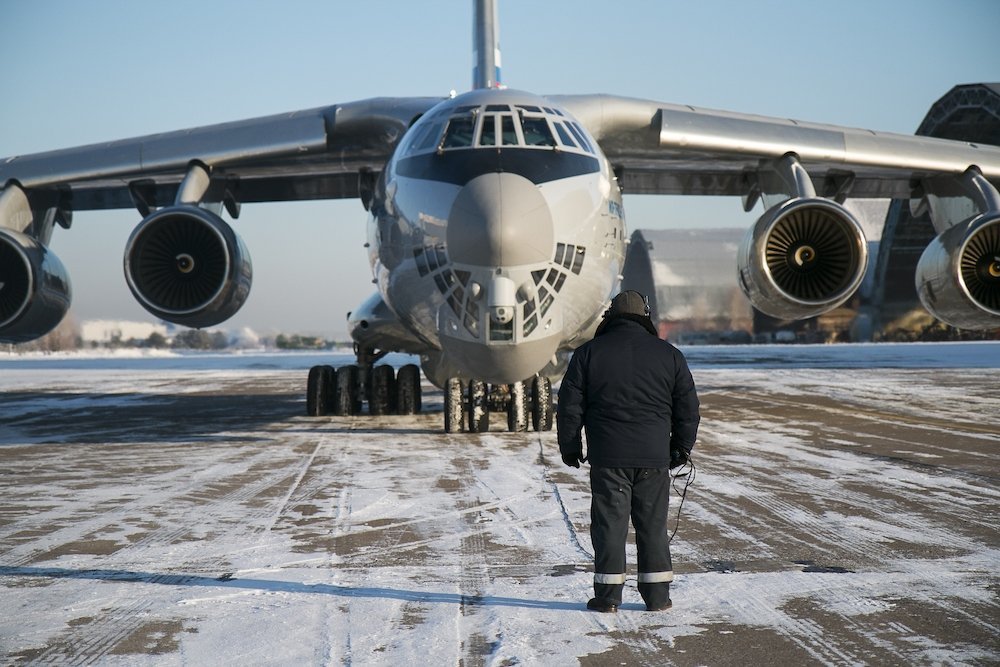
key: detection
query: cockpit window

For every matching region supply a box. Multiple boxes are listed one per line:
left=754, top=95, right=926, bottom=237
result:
left=521, top=117, right=555, bottom=147
left=553, top=122, right=577, bottom=148
left=413, top=122, right=444, bottom=153
left=415, top=102, right=590, bottom=154
left=500, top=115, right=519, bottom=145
left=478, top=113, right=521, bottom=147
left=566, top=122, right=594, bottom=154
left=441, top=114, right=476, bottom=148
left=479, top=116, right=496, bottom=147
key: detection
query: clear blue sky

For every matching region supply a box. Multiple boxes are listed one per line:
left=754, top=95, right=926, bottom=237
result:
left=2, top=0, right=998, bottom=337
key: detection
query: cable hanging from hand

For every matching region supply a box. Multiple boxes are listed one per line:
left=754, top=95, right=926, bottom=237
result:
left=668, top=458, right=696, bottom=543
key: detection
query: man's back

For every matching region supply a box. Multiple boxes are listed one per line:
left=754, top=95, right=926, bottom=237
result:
left=557, top=317, right=699, bottom=468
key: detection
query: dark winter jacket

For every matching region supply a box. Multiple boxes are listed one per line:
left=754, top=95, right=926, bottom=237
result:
left=557, top=316, right=700, bottom=468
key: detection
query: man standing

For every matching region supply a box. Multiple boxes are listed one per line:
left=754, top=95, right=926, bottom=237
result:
left=557, top=290, right=700, bottom=613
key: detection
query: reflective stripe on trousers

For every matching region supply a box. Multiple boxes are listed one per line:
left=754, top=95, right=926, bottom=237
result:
left=638, top=570, right=673, bottom=583
left=594, top=572, right=626, bottom=585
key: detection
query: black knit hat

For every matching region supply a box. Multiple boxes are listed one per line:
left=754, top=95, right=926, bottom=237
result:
left=606, top=290, right=649, bottom=318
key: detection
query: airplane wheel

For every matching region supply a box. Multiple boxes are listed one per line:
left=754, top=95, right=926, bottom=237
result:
left=507, top=381, right=528, bottom=432
left=306, top=365, right=335, bottom=416
left=531, top=376, right=553, bottom=431
left=396, top=364, right=422, bottom=414
left=468, top=379, right=490, bottom=433
left=444, top=377, right=465, bottom=433
left=335, top=365, right=360, bottom=416
left=370, top=364, right=396, bottom=415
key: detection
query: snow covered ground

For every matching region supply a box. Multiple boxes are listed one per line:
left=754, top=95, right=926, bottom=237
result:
left=0, top=343, right=998, bottom=665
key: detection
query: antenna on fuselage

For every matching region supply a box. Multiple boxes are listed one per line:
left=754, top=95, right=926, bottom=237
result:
left=473, top=0, right=502, bottom=89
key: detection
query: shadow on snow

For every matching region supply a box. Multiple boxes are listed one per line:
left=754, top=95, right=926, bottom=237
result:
left=0, top=565, right=586, bottom=612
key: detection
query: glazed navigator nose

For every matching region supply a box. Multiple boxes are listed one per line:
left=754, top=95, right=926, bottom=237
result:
left=446, top=172, right=554, bottom=267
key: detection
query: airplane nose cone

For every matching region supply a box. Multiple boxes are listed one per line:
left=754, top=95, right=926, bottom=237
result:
left=447, top=172, right=554, bottom=266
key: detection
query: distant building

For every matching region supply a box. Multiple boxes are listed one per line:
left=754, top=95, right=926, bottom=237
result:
left=80, top=320, right=169, bottom=345
left=620, top=228, right=753, bottom=342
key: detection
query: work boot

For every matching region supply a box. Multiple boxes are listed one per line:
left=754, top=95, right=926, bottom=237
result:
left=639, top=582, right=671, bottom=611
left=586, top=597, right=618, bottom=613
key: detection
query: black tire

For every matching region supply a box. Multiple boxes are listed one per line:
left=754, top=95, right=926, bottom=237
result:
left=531, top=375, right=553, bottom=431
left=507, top=381, right=528, bottom=432
left=370, top=364, right=396, bottom=416
left=306, top=365, right=335, bottom=416
left=396, top=364, right=422, bottom=415
left=335, top=365, right=360, bottom=416
left=321, top=365, right=337, bottom=414
left=444, top=377, right=464, bottom=433
left=468, top=379, right=490, bottom=433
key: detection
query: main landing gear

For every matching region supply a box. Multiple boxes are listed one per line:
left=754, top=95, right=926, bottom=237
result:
left=305, top=345, right=553, bottom=434
left=306, top=346, right=422, bottom=417
left=444, top=376, right=553, bottom=434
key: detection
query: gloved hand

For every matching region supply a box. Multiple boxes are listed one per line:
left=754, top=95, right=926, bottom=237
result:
left=561, top=450, right=584, bottom=468
left=669, top=447, right=689, bottom=469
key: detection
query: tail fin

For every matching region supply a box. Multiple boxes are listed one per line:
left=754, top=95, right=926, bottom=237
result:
left=472, top=0, right=502, bottom=89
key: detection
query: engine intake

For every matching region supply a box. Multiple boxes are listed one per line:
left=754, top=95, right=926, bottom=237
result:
left=0, top=228, right=72, bottom=343
left=124, top=206, right=252, bottom=328
left=738, top=198, right=868, bottom=320
left=916, top=213, right=1000, bottom=330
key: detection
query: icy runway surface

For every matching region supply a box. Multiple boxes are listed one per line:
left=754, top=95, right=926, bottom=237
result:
left=1, top=343, right=998, bottom=665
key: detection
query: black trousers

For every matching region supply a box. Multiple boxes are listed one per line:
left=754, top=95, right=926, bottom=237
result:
left=590, top=466, right=672, bottom=608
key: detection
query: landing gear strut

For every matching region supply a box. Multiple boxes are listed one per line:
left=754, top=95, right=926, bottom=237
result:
left=443, top=375, right=553, bottom=434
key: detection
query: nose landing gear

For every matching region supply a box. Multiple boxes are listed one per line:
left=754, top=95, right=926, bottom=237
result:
left=443, top=375, right=553, bottom=434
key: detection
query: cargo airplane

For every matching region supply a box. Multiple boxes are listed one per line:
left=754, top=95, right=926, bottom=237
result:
left=2, top=0, right=999, bottom=432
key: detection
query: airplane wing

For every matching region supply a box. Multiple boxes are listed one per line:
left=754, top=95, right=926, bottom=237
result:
left=7, top=91, right=997, bottom=212
left=0, top=95, right=441, bottom=342
left=553, top=94, right=1000, bottom=200
left=0, top=96, right=442, bottom=212
left=4, top=87, right=999, bottom=346
left=554, top=92, right=1000, bottom=333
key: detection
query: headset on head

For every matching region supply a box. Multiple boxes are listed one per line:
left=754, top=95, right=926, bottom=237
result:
left=603, top=292, right=651, bottom=318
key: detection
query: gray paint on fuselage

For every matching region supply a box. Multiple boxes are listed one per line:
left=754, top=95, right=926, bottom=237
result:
left=365, top=88, right=626, bottom=385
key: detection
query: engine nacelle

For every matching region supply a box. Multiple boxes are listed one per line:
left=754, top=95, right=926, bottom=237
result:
left=124, top=206, right=252, bottom=328
left=738, top=198, right=868, bottom=320
left=916, top=213, right=1000, bottom=330
left=0, top=228, right=72, bottom=343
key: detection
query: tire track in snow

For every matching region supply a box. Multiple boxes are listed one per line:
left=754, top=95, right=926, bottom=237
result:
left=537, top=436, right=592, bottom=562
left=695, top=410, right=997, bottom=564
left=17, top=429, right=330, bottom=664
left=4, top=363, right=997, bottom=665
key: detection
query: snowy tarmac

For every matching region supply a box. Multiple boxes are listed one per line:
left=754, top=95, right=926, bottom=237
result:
left=1, top=343, right=998, bottom=665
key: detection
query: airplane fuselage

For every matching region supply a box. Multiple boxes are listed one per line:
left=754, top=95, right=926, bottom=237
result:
left=365, top=89, right=626, bottom=386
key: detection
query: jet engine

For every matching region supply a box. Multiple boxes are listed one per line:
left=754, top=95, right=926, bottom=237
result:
left=915, top=213, right=1000, bottom=330
left=124, top=205, right=252, bottom=328
left=738, top=198, right=868, bottom=320
left=0, top=228, right=72, bottom=343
